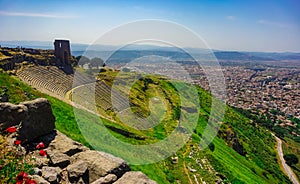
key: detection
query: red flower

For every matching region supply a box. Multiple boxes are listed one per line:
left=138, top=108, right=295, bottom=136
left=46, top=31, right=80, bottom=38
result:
left=14, top=140, right=22, bottom=145
left=36, top=142, right=45, bottom=149
left=25, top=179, right=37, bottom=184
left=16, top=171, right=28, bottom=183
left=39, top=149, right=47, bottom=156
left=6, top=126, right=17, bottom=133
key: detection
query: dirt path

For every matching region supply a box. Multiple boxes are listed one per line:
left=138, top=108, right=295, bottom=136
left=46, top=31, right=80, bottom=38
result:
left=275, top=136, right=299, bottom=184
left=182, top=143, right=193, bottom=184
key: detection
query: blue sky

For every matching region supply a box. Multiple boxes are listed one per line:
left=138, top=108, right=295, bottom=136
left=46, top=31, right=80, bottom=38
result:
left=0, top=0, right=299, bottom=52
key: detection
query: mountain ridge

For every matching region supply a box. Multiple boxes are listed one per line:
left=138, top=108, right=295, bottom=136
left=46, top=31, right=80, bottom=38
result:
left=1, top=40, right=300, bottom=61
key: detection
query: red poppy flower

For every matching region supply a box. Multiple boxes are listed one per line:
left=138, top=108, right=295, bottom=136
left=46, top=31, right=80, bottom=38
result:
left=16, top=171, right=28, bottom=183
left=25, top=179, right=37, bottom=184
left=36, top=142, right=45, bottom=149
left=14, top=140, right=22, bottom=145
left=39, top=149, right=47, bottom=156
left=6, top=126, right=17, bottom=133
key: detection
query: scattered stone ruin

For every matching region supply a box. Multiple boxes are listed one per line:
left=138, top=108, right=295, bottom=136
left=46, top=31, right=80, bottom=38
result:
left=0, top=98, right=157, bottom=184
left=54, top=40, right=71, bottom=66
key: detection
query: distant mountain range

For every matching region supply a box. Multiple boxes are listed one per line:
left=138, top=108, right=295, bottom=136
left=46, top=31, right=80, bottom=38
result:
left=1, top=40, right=300, bottom=61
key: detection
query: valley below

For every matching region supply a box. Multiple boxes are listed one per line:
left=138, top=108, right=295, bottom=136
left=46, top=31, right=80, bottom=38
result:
left=0, top=46, right=299, bottom=184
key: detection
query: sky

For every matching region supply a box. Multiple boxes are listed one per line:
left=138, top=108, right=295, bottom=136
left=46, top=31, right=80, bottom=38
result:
left=0, top=0, right=299, bottom=52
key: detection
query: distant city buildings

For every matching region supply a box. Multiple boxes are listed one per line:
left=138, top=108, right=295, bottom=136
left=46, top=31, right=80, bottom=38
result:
left=111, top=61, right=300, bottom=135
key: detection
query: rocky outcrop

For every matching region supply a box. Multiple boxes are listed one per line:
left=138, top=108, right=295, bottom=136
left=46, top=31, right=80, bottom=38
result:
left=41, top=166, right=62, bottom=184
left=44, top=131, right=88, bottom=156
left=0, top=98, right=157, bottom=184
left=91, top=174, right=117, bottom=184
left=30, top=130, right=157, bottom=184
left=0, top=102, right=28, bottom=129
left=48, top=151, right=70, bottom=169
left=0, top=98, right=55, bottom=142
left=71, top=150, right=130, bottom=182
left=67, top=161, right=89, bottom=183
left=114, top=171, right=157, bottom=184
left=19, top=98, right=55, bottom=142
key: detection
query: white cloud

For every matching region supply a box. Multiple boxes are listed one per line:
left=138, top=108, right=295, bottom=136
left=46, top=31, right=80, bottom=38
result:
left=226, top=15, right=236, bottom=21
left=257, top=19, right=290, bottom=28
left=0, top=11, right=78, bottom=19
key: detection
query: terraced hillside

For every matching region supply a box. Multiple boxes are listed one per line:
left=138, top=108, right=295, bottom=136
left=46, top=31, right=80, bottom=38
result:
left=0, top=46, right=290, bottom=183
left=3, top=64, right=292, bottom=183
left=16, top=65, right=131, bottom=120
left=16, top=65, right=94, bottom=100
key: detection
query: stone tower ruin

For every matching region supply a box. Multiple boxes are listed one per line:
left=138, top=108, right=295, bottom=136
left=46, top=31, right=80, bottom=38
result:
left=54, top=39, right=71, bottom=66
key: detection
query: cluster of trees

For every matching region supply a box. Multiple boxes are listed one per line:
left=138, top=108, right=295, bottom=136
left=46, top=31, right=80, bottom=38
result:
left=75, top=55, right=105, bottom=69
left=233, top=107, right=300, bottom=142
left=284, top=154, right=299, bottom=166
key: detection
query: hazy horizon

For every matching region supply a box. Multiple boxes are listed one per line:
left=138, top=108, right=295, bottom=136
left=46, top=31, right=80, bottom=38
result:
left=1, top=0, right=300, bottom=52
left=1, top=40, right=300, bottom=54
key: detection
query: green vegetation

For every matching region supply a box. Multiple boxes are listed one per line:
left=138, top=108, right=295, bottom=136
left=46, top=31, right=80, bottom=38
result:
left=0, top=134, right=35, bottom=183
left=0, top=69, right=291, bottom=183
left=284, top=154, right=299, bottom=166
left=75, top=55, right=105, bottom=69
left=233, top=107, right=300, bottom=143
left=282, top=138, right=300, bottom=179
left=75, top=55, right=90, bottom=67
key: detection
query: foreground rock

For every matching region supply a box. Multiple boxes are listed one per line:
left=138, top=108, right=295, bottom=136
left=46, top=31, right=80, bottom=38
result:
left=48, top=151, right=70, bottom=168
left=32, top=130, right=156, bottom=184
left=67, top=161, right=89, bottom=183
left=0, top=98, right=157, bottom=183
left=41, top=166, right=62, bottom=184
left=114, top=171, right=157, bottom=184
left=71, top=150, right=130, bottom=182
left=91, top=174, right=117, bottom=184
left=46, top=131, right=88, bottom=156
left=0, top=102, right=28, bottom=129
left=0, top=98, right=55, bottom=142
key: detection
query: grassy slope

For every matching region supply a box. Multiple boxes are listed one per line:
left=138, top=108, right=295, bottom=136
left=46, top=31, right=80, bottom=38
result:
left=0, top=70, right=290, bottom=183
left=282, top=137, right=300, bottom=180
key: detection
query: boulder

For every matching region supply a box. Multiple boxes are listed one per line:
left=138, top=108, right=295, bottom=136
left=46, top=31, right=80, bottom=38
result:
left=32, top=175, right=50, bottom=184
left=71, top=150, right=130, bottom=182
left=19, top=98, right=55, bottom=142
left=41, top=166, right=62, bottom=184
left=46, top=131, right=88, bottom=156
left=67, top=161, right=88, bottom=183
left=91, top=174, right=117, bottom=184
left=113, top=171, right=157, bottom=184
left=0, top=102, right=28, bottom=129
left=48, top=151, right=70, bottom=169
left=0, top=98, right=55, bottom=142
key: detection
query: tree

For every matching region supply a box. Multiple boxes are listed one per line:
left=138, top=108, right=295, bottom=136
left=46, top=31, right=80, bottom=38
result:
left=90, top=57, right=104, bottom=69
left=208, top=142, right=215, bottom=152
left=121, top=67, right=130, bottom=72
left=284, top=154, right=299, bottom=166
left=75, top=55, right=90, bottom=67
left=274, top=126, right=286, bottom=139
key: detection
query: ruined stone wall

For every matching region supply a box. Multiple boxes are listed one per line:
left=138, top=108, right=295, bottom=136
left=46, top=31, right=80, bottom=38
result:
left=54, top=40, right=71, bottom=66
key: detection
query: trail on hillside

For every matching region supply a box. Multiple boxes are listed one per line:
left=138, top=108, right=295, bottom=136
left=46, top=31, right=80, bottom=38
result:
left=275, top=136, right=300, bottom=184
left=183, top=143, right=193, bottom=184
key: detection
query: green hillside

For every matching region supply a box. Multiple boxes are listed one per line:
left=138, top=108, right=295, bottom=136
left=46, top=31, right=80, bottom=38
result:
left=0, top=69, right=290, bottom=183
